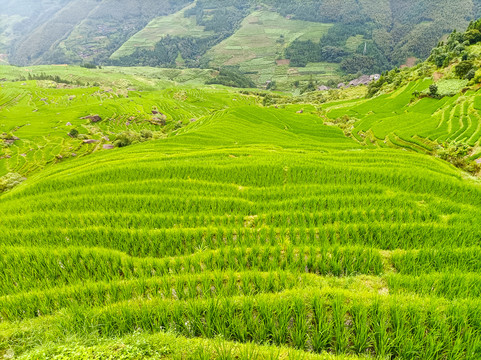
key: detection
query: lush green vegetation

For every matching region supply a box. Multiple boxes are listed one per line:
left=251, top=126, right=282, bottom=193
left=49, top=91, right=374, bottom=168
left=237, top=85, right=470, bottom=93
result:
left=2, top=54, right=481, bottom=359
left=0, top=65, right=252, bottom=178
left=2, top=0, right=481, bottom=88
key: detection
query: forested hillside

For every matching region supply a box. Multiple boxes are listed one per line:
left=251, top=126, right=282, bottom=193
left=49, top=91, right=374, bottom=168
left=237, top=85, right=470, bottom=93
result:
left=2, top=0, right=481, bottom=77
left=1, top=0, right=192, bottom=66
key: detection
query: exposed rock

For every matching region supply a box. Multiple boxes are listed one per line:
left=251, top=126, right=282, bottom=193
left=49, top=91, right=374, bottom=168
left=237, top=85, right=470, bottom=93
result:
left=103, top=144, right=114, bottom=150
left=476, top=158, right=481, bottom=164
left=150, top=117, right=166, bottom=126
left=71, top=153, right=77, bottom=157
left=66, top=122, right=72, bottom=126
left=337, top=83, right=346, bottom=89
left=83, top=139, right=100, bottom=144
left=190, top=118, right=197, bottom=123
left=317, top=85, right=330, bottom=91
left=80, top=115, right=102, bottom=123
left=296, top=110, right=303, bottom=114
left=152, top=110, right=160, bottom=115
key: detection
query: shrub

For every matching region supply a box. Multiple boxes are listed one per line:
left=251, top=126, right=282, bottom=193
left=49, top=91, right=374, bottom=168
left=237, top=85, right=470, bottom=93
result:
left=465, top=68, right=476, bottom=81
left=140, top=129, right=153, bottom=139
left=68, top=129, right=79, bottom=138
left=113, top=132, right=140, bottom=148
left=435, top=141, right=480, bottom=174
left=464, top=29, right=481, bottom=44
left=454, top=61, right=474, bottom=79
left=0, top=173, right=25, bottom=193
left=80, top=63, right=97, bottom=69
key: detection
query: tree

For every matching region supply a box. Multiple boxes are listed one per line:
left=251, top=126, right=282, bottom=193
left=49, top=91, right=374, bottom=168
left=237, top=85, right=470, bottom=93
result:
left=464, top=29, right=481, bottom=44
left=455, top=61, right=474, bottom=78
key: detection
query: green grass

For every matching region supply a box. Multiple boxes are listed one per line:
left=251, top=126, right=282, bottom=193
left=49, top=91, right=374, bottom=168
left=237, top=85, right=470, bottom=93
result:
left=0, top=65, right=253, bottom=177
left=1, top=66, right=481, bottom=359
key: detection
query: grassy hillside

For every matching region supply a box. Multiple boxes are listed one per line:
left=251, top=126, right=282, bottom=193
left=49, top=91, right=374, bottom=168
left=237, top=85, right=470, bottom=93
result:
left=298, top=23, right=481, bottom=170
left=205, top=10, right=334, bottom=86
left=0, top=65, right=246, bottom=177
left=2, top=90, right=481, bottom=358
left=111, top=2, right=215, bottom=60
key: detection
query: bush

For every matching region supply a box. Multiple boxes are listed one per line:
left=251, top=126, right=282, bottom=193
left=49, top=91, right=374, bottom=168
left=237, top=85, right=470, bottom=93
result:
left=69, top=129, right=79, bottom=138
left=207, top=67, right=255, bottom=88
left=464, top=29, right=481, bottom=44
left=113, top=132, right=140, bottom=148
left=0, top=173, right=25, bottom=193
left=80, top=63, right=97, bottom=69
left=140, top=129, right=153, bottom=139
left=435, top=141, right=480, bottom=174
left=454, top=61, right=474, bottom=79
left=465, top=69, right=476, bottom=81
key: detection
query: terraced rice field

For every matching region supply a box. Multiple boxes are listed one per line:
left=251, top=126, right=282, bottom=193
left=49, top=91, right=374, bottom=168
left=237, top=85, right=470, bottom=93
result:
left=323, top=79, right=481, bottom=156
left=111, top=3, right=214, bottom=60
left=207, top=11, right=333, bottom=85
left=1, top=101, right=481, bottom=358
left=0, top=67, right=250, bottom=177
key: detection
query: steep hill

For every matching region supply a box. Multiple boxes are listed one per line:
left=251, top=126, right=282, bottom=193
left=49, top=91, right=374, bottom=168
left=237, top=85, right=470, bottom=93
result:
left=2, top=0, right=481, bottom=83
left=298, top=21, right=481, bottom=171
left=1, top=0, right=192, bottom=66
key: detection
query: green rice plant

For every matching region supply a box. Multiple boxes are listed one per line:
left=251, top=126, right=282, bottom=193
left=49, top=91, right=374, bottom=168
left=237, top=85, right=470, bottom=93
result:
left=289, top=297, right=308, bottom=350
left=311, top=297, right=331, bottom=353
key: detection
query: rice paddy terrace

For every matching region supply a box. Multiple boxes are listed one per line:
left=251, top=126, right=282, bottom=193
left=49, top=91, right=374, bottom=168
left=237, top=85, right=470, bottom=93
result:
left=322, top=78, right=481, bottom=159
left=1, top=74, right=481, bottom=359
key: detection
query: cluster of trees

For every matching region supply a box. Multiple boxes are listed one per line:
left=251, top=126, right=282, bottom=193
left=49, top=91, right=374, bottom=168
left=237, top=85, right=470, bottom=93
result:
left=110, top=35, right=224, bottom=68
left=429, top=21, right=481, bottom=80
left=206, top=67, right=255, bottom=88
left=273, top=0, right=366, bottom=24
left=282, top=9, right=392, bottom=73
left=286, top=38, right=389, bottom=74
left=25, top=72, right=81, bottom=85
left=285, top=41, right=347, bottom=67
left=277, top=0, right=477, bottom=74
left=184, top=0, right=250, bottom=33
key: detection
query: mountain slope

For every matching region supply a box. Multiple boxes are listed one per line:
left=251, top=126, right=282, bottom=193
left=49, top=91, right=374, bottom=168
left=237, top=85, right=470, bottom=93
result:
left=2, top=0, right=481, bottom=77
left=2, top=0, right=193, bottom=66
